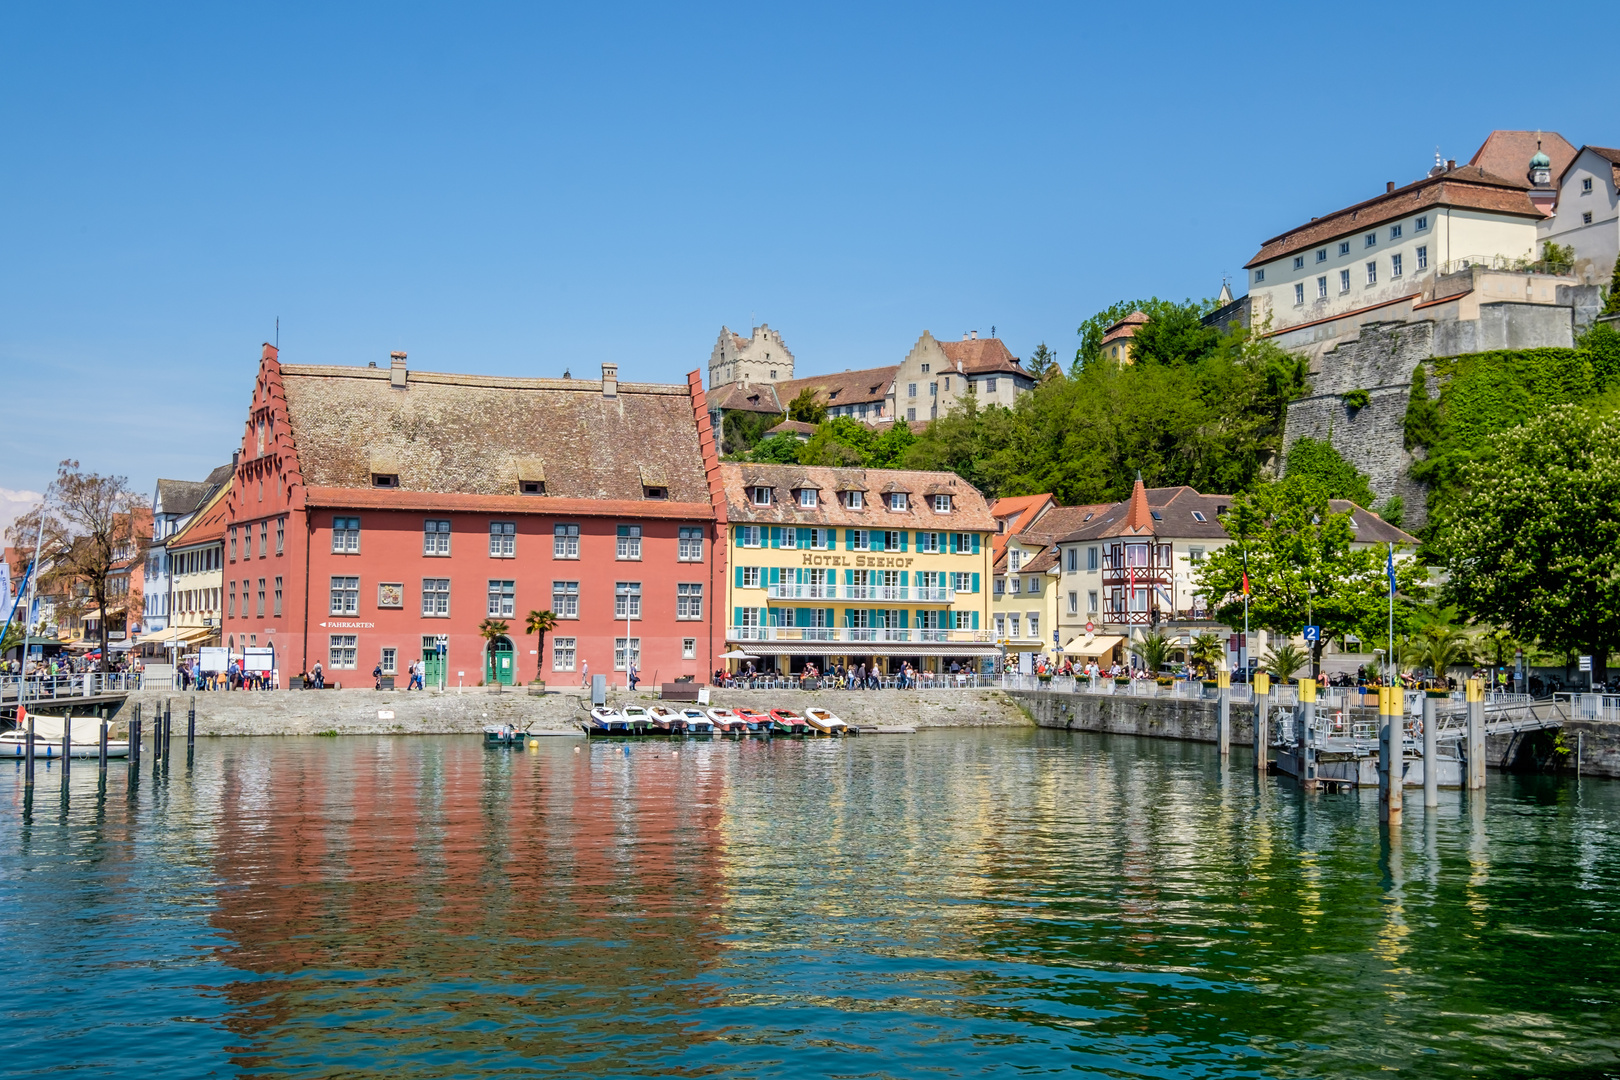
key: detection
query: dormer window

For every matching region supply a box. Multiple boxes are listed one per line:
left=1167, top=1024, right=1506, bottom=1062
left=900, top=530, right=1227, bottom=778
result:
left=798, top=488, right=817, bottom=508
left=887, top=492, right=908, bottom=512
left=751, top=485, right=772, bottom=507
left=643, top=486, right=667, bottom=500
left=844, top=490, right=864, bottom=511
left=932, top=494, right=951, bottom=513
left=372, top=473, right=399, bottom=488
left=520, top=480, right=545, bottom=495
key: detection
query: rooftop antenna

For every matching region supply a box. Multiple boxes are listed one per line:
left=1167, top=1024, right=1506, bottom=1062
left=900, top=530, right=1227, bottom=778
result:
left=275, top=316, right=279, bottom=349
left=991, top=325, right=996, bottom=338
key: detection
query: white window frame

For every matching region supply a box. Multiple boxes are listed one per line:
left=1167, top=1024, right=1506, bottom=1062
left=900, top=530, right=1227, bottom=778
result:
left=1415, top=215, right=1428, bottom=231
left=888, top=492, right=908, bottom=511
left=422, top=578, right=450, bottom=617
left=1253, top=269, right=1265, bottom=283
left=1292, top=256, right=1304, bottom=270
left=1364, top=232, right=1377, bottom=248
left=682, top=638, right=696, bottom=660
left=614, top=637, right=641, bottom=671
left=333, top=517, right=360, bottom=554
left=328, top=634, right=357, bottom=670
left=1338, top=241, right=1351, bottom=256
left=1317, top=276, right=1328, bottom=299
left=489, top=521, right=516, bottom=558
left=615, top=581, right=642, bottom=620
left=1417, top=245, right=1428, bottom=270
left=552, top=637, right=577, bottom=672
left=932, top=493, right=950, bottom=513
left=738, top=525, right=762, bottom=548
left=1366, top=260, right=1377, bottom=285
left=552, top=580, right=579, bottom=619
left=487, top=579, right=515, bottom=618
left=741, top=566, right=761, bottom=588
left=1294, top=283, right=1305, bottom=305
left=845, top=490, right=864, bottom=511
left=677, top=526, right=703, bottom=561
left=1389, top=224, right=1402, bottom=240
left=553, top=523, right=580, bottom=559
left=751, top=486, right=772, bottom=507
left=1340, top=268, right=1352, bottom=293
left=1391, top=253, right=1403, bottom=278
left=616, top=525, right=642, bottom=561
left=424, top=519, right=451, bottom=556
left=676, top=582, right=702, bottom=620
left=797, top=488, right=817, bottom=508
left=329, top=576, right=359, bottom=616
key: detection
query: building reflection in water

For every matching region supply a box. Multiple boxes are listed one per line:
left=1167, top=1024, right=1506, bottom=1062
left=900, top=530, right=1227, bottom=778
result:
left=208, top=738, right=728, bottom=1074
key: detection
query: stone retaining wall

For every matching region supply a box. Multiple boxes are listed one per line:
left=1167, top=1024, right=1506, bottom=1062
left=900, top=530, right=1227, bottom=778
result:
left=1012, top=689, right=1254, bottom=746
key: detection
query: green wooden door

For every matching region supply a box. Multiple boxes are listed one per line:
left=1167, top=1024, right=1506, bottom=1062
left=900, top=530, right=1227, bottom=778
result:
left=422, top=646, right=444, bottom=688
left=486, top=638, right=516, bottom=685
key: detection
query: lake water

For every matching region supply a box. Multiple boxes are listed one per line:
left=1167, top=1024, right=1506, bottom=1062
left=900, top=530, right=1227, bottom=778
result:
left=2, top=729, right=1617, bottom=1079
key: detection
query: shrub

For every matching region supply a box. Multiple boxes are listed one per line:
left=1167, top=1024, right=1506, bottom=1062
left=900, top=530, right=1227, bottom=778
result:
left=1343, top=388, right=1370, bottom=410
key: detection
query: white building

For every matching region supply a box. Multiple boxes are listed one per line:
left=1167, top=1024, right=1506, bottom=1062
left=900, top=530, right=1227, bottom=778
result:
left=143, top=463, right=234, bottom=636
left=1540, top=145, right=1620, bottom=285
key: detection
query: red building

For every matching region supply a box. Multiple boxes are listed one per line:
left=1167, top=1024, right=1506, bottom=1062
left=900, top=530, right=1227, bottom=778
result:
left=220, top=345, right=726, bottom=688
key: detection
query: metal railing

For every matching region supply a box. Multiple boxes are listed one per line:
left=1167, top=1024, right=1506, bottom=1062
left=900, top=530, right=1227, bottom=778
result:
left=0, top=672, right=145, bottom=699
left=1557, top=692, right=1620, bottom=722
left=765, top=584, right=958, bottom=603
left=727, top=626, right=993, bottom=646
left=716, top=672, right=987, bottom=691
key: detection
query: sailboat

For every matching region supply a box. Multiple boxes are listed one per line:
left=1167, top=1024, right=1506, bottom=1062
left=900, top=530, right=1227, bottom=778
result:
left=0, top=712, right=129, bottom=759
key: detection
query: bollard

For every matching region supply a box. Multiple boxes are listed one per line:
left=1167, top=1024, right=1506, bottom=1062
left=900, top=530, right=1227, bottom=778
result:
left=1422, top=694, right=1437, bottom=808
left=1252, top=671, right=1271, bottom=774
left=187, top=695, right=196, bottom=752
left=24, top=709, right=35, bottom=787
left=62, top=714, right=72, bottom=782
left=1465, top=677, right=1485, bottom=791
left=1216, top=667, right=1231, bottom=758
left=1298, top=676, right=1317, bottom=791
left=1379, top=686, right=1403, bottom=825
left=130, top=705, right=140, bottom=768
left=163, top=702, right=173, bottom=762
left=99, top=719, right=108, bottom=773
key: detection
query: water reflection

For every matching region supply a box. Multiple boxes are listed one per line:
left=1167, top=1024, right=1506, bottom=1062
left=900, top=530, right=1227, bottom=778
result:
left=2, top=731, right=1619, bottom=1079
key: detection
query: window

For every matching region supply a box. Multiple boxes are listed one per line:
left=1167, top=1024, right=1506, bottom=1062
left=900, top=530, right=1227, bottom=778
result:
left=1293, top=256, right=1304, bottom=270
left=643, top=485, right=666, bottom=500
left=489, top=522, right=516, bottom=558
left=920, top=363, right=930, bottom=374
left=228, top=580, right=235, bottom=617
left=779, top=527, right=797, bottom=549
left=907, top=382, right=918, bottom=398
left=1389, top=224, right=1402, bottom=240
left=259, top=521, right=267, bottom=557
left=844, top=490, right=864, bottom=511
left=380, top=647, right=397, bottom=676
left=1253, top=268, right=1265, bottom=283
left=1338, top=241, right=1351, bottom=256
left=615, top=581, right=641, bottom=619
left=333, top=517, right=360, bottom=553
left=1415, top=215, right=1428, bottom=231
left=1029, top=613, right=1039, bottom=639
left=329, top=635, right=357, bottom=669
left=273, top=576, right=283, bottom=617
left=1189, top=546, right=1205, bottom=563
left=887, top=492, right=908, bottom=511
left=1364, top=232, right=1377, bottom=247
left=1366, top=260, right=1377, bottom=285
left=1294, top=283, right=1305, bottom=305
left=1088, top=590, right=1099, bottom=613
left=943, top=377, right=950, bottom=391
left=932, top=493, right=951, bottom=513
left=994, top=577, right=1005, bottom=596
left=372, top=473, right=398, bottom=488
left=521, top=480, right=545, bottom=495
left=487, top=580, right=515, bottom=618
left=1583, top=178, right=1594, bottom=193
left=952, top=572, right=973, bottom=593
left=1068, top=591, right=1078, bottom=615
left=553, top=637, right=577, bottom=672
left=986, top=378, right=998, bottom=393
left=423, top=519, right=451, bottom=555
left=929, top=382, right=938, bottom=396
left=751, top=485, right=772, bottom=506
left=614, top=638, right=641, bottom=671
left=738, top=525, right=763, bottom=547
left=809, top=527, right=834, bottom=549
left=276, top=518, right=285, bottom=555
left=678, top=527, right=703, bottom=561
left=1340, top=268, right=1351, bottom=292
left=682, top=638, right=696, bottom=660
left=1192, top=510, right=1207, bottom=522
left=848, top=530, right=870, bottom=551
left=553, top=523, right=580, bottom=559
left=1416, top=245, right=1428, bottom=270
left=1009, top=549, right=1022, bottom=572
left=1316, top=248, right=1327, bottom=262
left=422, top=578, right=450, bottom=617
left=1317, top=275, right=1328, bottom=299
left=1009, top=577, right=1020, bottom=594
left=257, top=578, right=265, bottom=616
left=798, top=488, right=817, bottom=508
left=616, top=525, right=642, bottom=560
left=1026, top=577, right=1039, bottom=595
left=917, top=531, right=941, bottom=553
left=330, top=576, right=359, bottom=616
left=1391, top=253, right=1403, bottom=278
left=906, top=408, right=916, bottom=422
left=676, top=583, right=702, bottom=619
left=1583, top=211, right=1594, bottom=225
left=552, top=581, right=579, bottom=618
left=994, top=614, right=1005, bottom=637
left=741, top=566, right=761, bottom=588
left=1008, top=615, right=1020, bottom=639
left=1087, top=547, right=1099, bottom=571
left=1065, top=547, right=1077, bottom=572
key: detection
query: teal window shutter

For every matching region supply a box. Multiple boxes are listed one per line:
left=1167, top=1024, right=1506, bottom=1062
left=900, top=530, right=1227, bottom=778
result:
left=796, top=607, right=810, bottom=628
left=972, top=572, right=980, bottom=593
left=844, top=568, right=854, bottom=585
left=872, top=532, right=884, bottom=552
left=971, top=534, right=981, bottom=554
left=797, top=527, right=811, bottom=547
left=825, top=607, right=835, bottom=626
left=733, top=606, right=742, bottom=626
left=950, top=532, right=959, bottom=554
left=734, top=566, right=744, bottom=588
left=769, top=566, right=781, bottom=586
left=616, top=524, right=629, bottom=537
left=900, top=532, right=909, bottom=551
left=844, top=529, right=854, bottom=550
left=900, top=570, right=909, bottom=587
left=900, top=610, right=909, bottom=629
left=971, top=610, right=979, bottom=630
left=770, top=527, right=780, bottom=549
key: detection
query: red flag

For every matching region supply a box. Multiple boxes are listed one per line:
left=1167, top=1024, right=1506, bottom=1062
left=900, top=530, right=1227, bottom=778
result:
left=1241, top=572, right=1250, bottom=596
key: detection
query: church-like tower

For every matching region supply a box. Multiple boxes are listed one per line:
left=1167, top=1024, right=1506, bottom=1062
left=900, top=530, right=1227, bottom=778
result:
left=707, top=324, right=794, bottom=389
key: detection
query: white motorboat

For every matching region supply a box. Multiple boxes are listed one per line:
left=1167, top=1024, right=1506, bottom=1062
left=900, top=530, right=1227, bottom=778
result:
left=679, top=708, right=715, bottom=735
left=804, top=707, right=849, bottom=736
left=0, top=715, right=129, bottom=759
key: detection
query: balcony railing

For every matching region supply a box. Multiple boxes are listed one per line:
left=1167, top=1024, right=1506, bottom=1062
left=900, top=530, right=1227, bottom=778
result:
left=728, top=626, right=993, bottom=646
left=765, top=584, right=956, bottom=603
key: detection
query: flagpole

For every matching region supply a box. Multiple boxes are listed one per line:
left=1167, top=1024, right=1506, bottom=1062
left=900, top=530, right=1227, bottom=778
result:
left=1242, top=549, right=1250, bottom=681
left=1387, top=542, right=1395, bottom=688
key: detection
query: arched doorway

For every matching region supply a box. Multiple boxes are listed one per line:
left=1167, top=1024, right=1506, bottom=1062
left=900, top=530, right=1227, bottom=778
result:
left=485, top=636, right=515, bottom=686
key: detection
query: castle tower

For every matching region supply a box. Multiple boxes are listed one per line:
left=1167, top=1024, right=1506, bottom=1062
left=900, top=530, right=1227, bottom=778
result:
left=707, top=324, right=794, bottom=389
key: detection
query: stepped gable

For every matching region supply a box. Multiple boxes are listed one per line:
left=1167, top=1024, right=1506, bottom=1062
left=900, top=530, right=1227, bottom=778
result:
left=719, top=463, right=993, bottom=531
left=278, top=364, right=711, bottom=507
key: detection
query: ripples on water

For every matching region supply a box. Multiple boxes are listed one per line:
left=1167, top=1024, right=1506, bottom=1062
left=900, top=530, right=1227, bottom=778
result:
left=2, top=729, right=1618, bottom=1079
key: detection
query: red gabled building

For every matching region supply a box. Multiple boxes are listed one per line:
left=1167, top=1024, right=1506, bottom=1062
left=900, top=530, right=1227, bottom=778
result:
left=220, top=345, right=726, bottom=689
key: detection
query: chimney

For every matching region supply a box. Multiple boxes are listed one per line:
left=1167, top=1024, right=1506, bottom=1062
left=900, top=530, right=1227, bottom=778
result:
left=966, top=330, right=977, bottom=340
left=389, top=351, right=407, bottom=389
left=602, top=362, right=618, bottom=398
left=1386, top=181, right=1395, bottom=193
left=1446, top=159, right=1456, bottom=170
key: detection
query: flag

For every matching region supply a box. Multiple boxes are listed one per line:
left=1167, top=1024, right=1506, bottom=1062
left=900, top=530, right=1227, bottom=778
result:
left=1386, top=545, right=1398, bottom=594
left=1241, top=571, right=1249, bottom=596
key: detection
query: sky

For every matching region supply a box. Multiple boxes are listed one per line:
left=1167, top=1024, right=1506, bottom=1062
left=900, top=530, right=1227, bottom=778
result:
left=3, top=0, right=1616, bottom=509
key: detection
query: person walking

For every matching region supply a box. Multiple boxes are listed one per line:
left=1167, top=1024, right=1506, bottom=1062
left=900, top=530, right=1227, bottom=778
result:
left=628, top=662, right=639, bottom=692
left=311, top=661, right=324, bottom=690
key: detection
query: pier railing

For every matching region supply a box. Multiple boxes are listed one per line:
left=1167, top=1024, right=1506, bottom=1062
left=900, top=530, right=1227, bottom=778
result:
left=1, top=672, right=144, bottom=700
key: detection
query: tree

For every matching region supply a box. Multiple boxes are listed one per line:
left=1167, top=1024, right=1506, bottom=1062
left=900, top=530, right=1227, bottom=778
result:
left=746, top=434, right=802, bottom=464
left=1135, top=631, right=1174, bottom=674
left=1400, top=620, right=1474, bottom=686
left=7, top=460, right=147, bottom=673
left=1284, top=437, right=1377, bottom=506
left=478, top=618, right=510, bottom=683
left=1605, top=253, right=1620, bottom=316
left=1027, top=342, right=1062, bottom=384
left=524, top=609, right=558, bottom=684
left=1441, top=405, right=1620, bottom=678
left=720, top=410, right=779, bottom=457
left=1188, top=632, right=1223, bottom=678
left=1262, top=641, right=1308, bottom=681
left=800, top=416, right=878, bottom=467
left=1127, top=301, right=1219, bottom=366
left=786, top=388, right=827, bottom=425
left=1194, top=475, right=1415, bottom=675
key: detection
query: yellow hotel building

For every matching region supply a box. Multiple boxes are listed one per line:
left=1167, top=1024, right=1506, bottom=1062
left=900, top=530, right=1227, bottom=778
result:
left=719, top=463, right=997, bottom=673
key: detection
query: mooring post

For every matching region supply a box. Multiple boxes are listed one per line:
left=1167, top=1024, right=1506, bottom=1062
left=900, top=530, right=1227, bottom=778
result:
left=1297, top=679, right=1312, bottom=779
left=1252, top=671, right=1270, bottom=773
left=1380, top=686, right=1403, bottom=825
left=23, top=709, right=35, bottom=787
left=187, top=695, right=196, bottom=753
left=163, top=700, right=172, bottom=762
left=129, top=704, right=140, bottom=768
left=61, top=710, right=72, bottom=782
left=1422, top=694, right=1438, bottom=808
left=1216, top=666, right=1231, bottom=757
left=99, top=719, right=109, bottom=773
left=1465, top=677, right=1485, bottom=791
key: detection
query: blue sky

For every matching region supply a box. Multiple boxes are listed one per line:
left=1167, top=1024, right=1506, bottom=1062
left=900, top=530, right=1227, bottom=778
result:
left=3, top=1, right=1616, bottom=509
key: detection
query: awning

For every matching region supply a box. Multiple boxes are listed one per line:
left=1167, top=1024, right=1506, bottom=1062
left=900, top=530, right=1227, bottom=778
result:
left=1061, top=634, right=1125, bottom=656
left=733, top=641, right=1001, bottom=657
left=141, top=625, right=215, bottom=646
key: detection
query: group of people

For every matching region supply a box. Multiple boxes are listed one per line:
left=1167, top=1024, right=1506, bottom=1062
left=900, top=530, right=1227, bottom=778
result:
left=177, top=656, right=271, bottom=691
left=8, top=654, right=143, bottom=678
left=371, top=659, right=428, bottom=690
left=713, top=659, right=982, bottom=689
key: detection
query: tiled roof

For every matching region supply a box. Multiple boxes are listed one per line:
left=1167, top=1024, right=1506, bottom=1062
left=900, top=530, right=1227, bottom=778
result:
left=992, top=503, right=1110, bottom=572
left=1470, top=130, right=1577, bottom=187
left=766, top=419, right=818, bottom=436
left=1100, top=311, right=1148, bottom=345
left=154, top=478, right=215, bottom=517
left=720, top=463, right=994, bottom=531
left=279, top=365, right=711, bottom=505
left=1332, top=500, right=1419, bottom=546
left=166, top=485, right=230, bottom=548
left=772, top=366, right=898, bottom=407
left=937, top=337, right=1024, bottom=376
left=707, top=381, right=784, bottom=414
left=1569, top=146, right=1620, bottom=191
left=989, top=493, right=1054, bottom=559
left=1246, top=167, right=1542, bottom=268
left=1054, top=487, right=1233, bottom=544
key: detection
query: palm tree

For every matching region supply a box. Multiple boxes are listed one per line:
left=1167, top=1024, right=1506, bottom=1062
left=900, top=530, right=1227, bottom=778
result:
left=478, top=618, right=509, bottom=684
left=1401, top=621, right=1474, bottom=687
left=1262, top=641, right=1307, bottom=682
left=1136, top=631, right=1173, bottom=675
left=1188, top=632, right=1223, bottom=679
left=524, top=609, right=558, bottom=684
